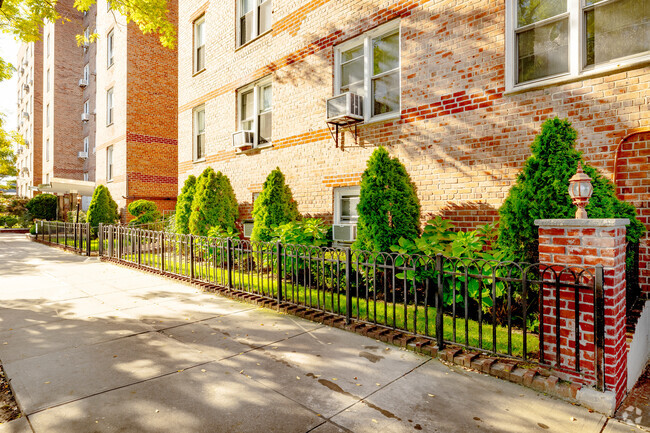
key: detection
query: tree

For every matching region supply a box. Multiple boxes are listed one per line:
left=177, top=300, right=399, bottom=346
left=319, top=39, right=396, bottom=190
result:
left=25, top=194, right=57, bottom=220
left=174, top=175, right=196, bottom=234
left=188, top=167, right=238, bottom=236
left=0, top=115, right=19, bottom=190
left=251, top=168, right=299, bottom=242
left=127, top=200, right=161, bottom=226
left=0, top=0, right=176, bottom=82
left=353, top=147, right=421, bottom=252
left=498, top=117, right=645, bottom=263
left=87, top=185, right=119, bottom=228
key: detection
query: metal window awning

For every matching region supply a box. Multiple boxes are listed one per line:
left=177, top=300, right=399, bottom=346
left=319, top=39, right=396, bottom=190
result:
left=32, top=178, right=96, bottom=196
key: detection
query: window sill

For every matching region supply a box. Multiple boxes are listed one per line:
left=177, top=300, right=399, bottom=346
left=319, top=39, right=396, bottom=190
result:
left=107, top=62, right=114, bottom=70
left=363, top=112, right=401, bottom=126
left=193, top=158, right=206, bottom=164
left=235, top=28, right=272, bottom=53
left=106, top=122, right=114, bottom=127
left=192, top=68, right=206, bottom=77
left=106, top=179, right=113, bottom=183
left=506, top=56, right=650, bottom=95
left=237, top=143, right=273, bottom=154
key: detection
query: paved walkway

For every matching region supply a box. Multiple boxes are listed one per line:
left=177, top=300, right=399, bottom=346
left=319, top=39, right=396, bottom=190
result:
left=0, top=234, right=645, bottom=433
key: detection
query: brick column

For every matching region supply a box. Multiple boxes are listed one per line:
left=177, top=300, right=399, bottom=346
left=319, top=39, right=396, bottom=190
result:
left=536, top=219, right=628, bottom=407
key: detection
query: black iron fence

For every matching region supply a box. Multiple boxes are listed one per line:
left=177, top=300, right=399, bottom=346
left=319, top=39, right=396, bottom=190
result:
left=95, top=224, right=606, bottom=386
left=36, top=221, right=96, bottom=256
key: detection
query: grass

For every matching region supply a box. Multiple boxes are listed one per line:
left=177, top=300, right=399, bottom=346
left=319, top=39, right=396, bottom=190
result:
left=47, top=237, right=99, bottom=251
left=122, top=251, right=539, bottom=358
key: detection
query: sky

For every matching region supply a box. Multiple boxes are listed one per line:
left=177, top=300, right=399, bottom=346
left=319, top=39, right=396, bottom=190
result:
left=0, top=33, right=20, bottom=131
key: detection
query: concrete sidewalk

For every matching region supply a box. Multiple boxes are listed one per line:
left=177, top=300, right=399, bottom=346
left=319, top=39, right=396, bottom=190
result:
left=0, top=234, right=643, bottom=433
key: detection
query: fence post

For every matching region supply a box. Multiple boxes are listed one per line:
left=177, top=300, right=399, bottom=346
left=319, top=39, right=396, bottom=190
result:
left=64, top=222, right=68, bottom=248
left=98, top=223, right=104, bottom=256
left=86, top=222, right=91, bottom=256
left=160, top=232, right=165, bottom=273
left=109, top=226, right=114, bottom=257
left=56, top=222, right=60, bottom=246
left=137, top=229, right=142, bottom=265
left=189, top=235, right=195, bottom=281
left=435, top=253, right=444, bottom=350
left=345, top=248, right=352, bottom=324
left=276, top=242, right=283, bottom=304
left=595, top=264, right=605, bottom=392
left=226, top=238, right=233, bottom=290
left=118, top=227, right=123, bottom=260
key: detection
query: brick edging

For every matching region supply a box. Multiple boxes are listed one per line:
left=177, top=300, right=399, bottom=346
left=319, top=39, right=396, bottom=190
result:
left=97, top=255, right=583, bottom=404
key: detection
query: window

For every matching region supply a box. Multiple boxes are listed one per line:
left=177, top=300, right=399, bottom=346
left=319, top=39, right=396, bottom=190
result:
left=47, top=34, right=50, bottom=57
left=106, top=146, right=113, bottom=181
left=46, top=104, right=50, bottom=127
left=83, top=172, right=89, bottom=182
left=83, top=137, right=89, bottom=154
left=84, top=100, right=89, bottom=115
left=45, top=173, right=49, bottom=185
left=83, top=27, right=90, bottom=46
left=239, top=0, right=272, bottom=46
left=193, top=105, right=206, bottom=160
left=107, top=30, right=114, bottom=67
left=334, top=186, right=361, bottom=225
left=45, top=138, right=50, bottom=162
left=334, top=22, right=401, bottom=121
left=106, top=88, right=114, bottom=125
left=507, top=0, right=650, bottom=89
left=194, top=17, right=205, bottom=73
left=83, top=64, right=89, bottom=82
left=237, top=78, right=272, bottom=147
left=46, top=68, right=50, bottom=92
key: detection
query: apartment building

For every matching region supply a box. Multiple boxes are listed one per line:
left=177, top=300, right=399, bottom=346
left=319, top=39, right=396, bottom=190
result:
left=177, top=0, right=649, bottom=281
left=94, top=0, right=179, bottom=221
left=15, top=38, right=43, bottom=198
left=80, top=4, right=98, bottom=182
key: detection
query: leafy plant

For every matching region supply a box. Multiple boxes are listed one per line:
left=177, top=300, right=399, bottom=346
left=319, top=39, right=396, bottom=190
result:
left=189, top=168, right=239, bottom=236
left=25, top=194, right=57, bottom=220
left=127, top=200, right=161, bottom=226
left=208, top=225, right=239, bottom=238
left=87, top=185, right=119, bottom=228
left=353, top=147, right=421, bottom=253
left=251, top=168, right=299, bottom=242
left=175, top=175, right=196, bottom=234
left=498, top=117, right=645, bottom=263
left=67, top=210, right=87, bottom=223
left=270, top=219, right=328, bottom=246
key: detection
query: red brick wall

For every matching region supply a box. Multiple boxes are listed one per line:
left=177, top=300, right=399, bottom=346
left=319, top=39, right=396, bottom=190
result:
left=615, top=131, right=650, bottom=294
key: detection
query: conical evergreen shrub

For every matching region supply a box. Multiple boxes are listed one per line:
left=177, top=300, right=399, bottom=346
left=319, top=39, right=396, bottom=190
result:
left=353, top=147, right=421, bottom=252
left=175, top=175, right=196, bottom=234
left=87, top=185, right=119, bottom=228
left=127, top=200, right=161, bottom=226
left=498, top=117, right=645, bottom=263
left=251, top=168, right=299, bottom=242
left=188, top=167, right=238, bottom=236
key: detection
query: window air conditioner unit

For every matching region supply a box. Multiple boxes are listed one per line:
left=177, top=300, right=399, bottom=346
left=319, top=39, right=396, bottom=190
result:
left=326, top=93, right=364, bottom=125
left=22, top=112, right=29, bottom=119
left=242, top=221, right=254, bottom=238
left=81, top=113, right=90, bottom=122
left=22, top=84, right=29, bottom=92
left=78, top=151, right=88, bottom=159
left=79, top=78, right=88, bottom=87
left=232, top=130, right=255, bottom=149
left=332, top=224, right=357, bottom=243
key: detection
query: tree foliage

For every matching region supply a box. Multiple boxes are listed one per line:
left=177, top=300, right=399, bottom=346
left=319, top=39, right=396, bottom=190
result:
left=25, top=194, right=57, bottom=220
left=251, top=168, right=299, bottom=242
left=0, top=115, right=19, bottom=186
left=127, top=199, right=161, bottom=226
left=498, top=117, right=645, bottom=263
left=0, top=0, right=176, bottom=81
left=353, top=147, right=421, bottom=252
left=87, top=185, right=119, bottom=227
left=188, top=167, right=238, bottom=237
left=174, top=175, right=196, bottom=234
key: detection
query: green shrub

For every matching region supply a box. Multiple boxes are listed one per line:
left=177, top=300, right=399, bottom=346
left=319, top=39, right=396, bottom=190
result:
left=353, top=147, right=421, bottom=252
left=498, top=118, right=645, bottom=263
left=29, top=224, right=36, bottom=235
left=25, top=194, right=57, bottom=220
left=3, top=215, right=18, bottom=227
left=251, top=168, right=300, bottom=242
left=270, top=218, right=328, bottom=246
left=189, top=167, right=239, bottom=236
left=175, top=175, right=196, bottom=234
left=67, top=210, right=87, bottom=223
left=87, top=185, right=119, bottom=228
left=127, top=200, right=161, bottom=226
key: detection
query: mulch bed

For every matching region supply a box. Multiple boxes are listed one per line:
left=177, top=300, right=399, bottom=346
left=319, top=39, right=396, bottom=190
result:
left=0, top=362, right=20, bottom=423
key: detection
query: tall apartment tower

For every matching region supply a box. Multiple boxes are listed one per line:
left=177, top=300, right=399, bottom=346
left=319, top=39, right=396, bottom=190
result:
left=15, top=39, right=43, bottom=199
left=80, top=4, right=98, bottom=182
left=94, top=0, right=179, bottom=221
left=41, top=1, right=86, bottom=185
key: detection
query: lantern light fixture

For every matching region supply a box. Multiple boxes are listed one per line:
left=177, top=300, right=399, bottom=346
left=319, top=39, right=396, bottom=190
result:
left=568, top=162, right=593, bottom=219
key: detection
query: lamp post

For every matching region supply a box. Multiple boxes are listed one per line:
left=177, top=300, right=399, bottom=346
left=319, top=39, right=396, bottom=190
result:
left=568, top=162, right=593, bottom=219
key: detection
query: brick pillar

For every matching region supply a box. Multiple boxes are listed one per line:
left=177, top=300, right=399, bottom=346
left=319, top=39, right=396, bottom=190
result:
left=536, top=219, right=628, bottom=406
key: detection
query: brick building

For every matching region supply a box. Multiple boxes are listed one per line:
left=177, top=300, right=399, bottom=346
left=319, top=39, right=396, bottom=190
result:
left=177, top=0, right=649, bottom=286
left=93, top=0, right=179, bottom=221
left=15, top=36, right=43, bottom=199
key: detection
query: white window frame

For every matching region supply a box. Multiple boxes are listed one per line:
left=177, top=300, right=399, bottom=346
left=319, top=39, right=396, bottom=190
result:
left=46, top=33, right=50, bottom=58
left=238, top=0, right=272, bottom=47
left=333, top=185, right=361, bottom=225
left=83, top=136, right=89, bottom=154
left=193, top=105, right=206, bottom=161
left=107, top=29, right=114, bottom=68
left=106, top=145, right=114, bottom=181
left=46, top=68, right=50, bottom=92
left=83, top=100, right=89, bottom=115
left=83, top=172, right=89, bottom=182
left=194, top=16, right=206, bottom=73
left=83, top=64, right=90, bottom=82
left=505, top=0, right=650, bottom=92
left=106, top=88, right=114, bottom=125
left=46, top=104, right=50, bottom=127
left=237, top=77, right=272, bottom=148
left=334, top=20, right=401, bottom=123
left=45, top=138, right=50, bottom=162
